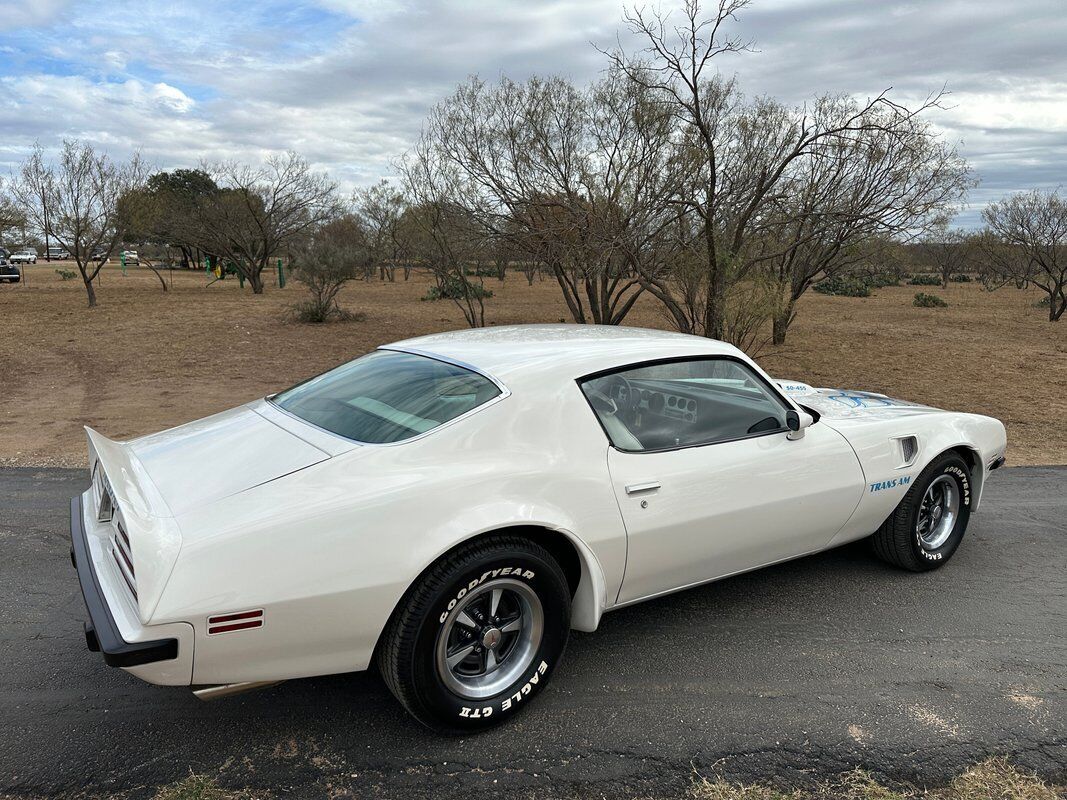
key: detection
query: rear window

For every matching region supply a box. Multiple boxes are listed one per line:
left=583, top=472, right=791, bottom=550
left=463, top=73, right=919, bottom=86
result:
left=272, top=350, right=501, bottom=443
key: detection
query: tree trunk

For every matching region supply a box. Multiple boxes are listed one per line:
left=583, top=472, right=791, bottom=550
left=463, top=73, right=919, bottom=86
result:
left=83, top=273, right=98, bottom=307
left=1051, top=289, right=1066, bottom=322
left=250, top=268, right=265, bottom=294
left=702, top=220, right=724, bottom=339
left=772, top=311, right=790, bottom=346
left=144, top=261, right=169, bottom=292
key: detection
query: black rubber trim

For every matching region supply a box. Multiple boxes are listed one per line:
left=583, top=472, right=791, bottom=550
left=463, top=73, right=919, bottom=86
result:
left=70, top=495, right=178, bottom=668
left=989, top=455, right=1006, bottom=471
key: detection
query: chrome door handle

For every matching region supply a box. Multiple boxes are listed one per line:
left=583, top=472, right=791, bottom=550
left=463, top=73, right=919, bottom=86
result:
left=625, top=481, right=661, bottom=495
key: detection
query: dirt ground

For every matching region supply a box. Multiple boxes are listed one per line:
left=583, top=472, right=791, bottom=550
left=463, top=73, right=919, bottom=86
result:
left=0, top=262, right=1064, bottom=467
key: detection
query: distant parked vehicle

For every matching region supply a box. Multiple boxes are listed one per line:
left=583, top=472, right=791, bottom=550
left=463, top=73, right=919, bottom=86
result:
left=90, top=249, right=110, bottom=262
left=121, top=250, right=139, bottom=265
left=47, top=247, right=71, bottom=260
left=10, top=250, right=38, bottom=264
left=0, top=260, right=22, bottom=283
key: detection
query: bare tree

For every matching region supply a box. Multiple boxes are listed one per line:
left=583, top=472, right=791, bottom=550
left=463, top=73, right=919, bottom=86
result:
left=917, top=222, right=974, bottom=288
left=12, top=141, right=147, bottom=307
left=0, top=178, right=25, bottom=242
left=415, top=71, right=680, bottom=325
left=606, top=0, right=951, bottom=341
left=756, top=101, right=971, bottom=344
left=193, top=152, right=340, bottom=294
left=398, top=140, right=494, bottom=328
left=290, top=214, right=370, bottom=322
left=354, top=180, right=408, bottom=281
left=978, top=190, right=1067, bottom=321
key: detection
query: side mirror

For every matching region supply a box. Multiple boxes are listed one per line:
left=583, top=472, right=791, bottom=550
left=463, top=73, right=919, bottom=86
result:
left=785, top=409, right=814, bottom=441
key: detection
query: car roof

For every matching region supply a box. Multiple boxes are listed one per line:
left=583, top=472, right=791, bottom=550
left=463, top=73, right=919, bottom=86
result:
left=385, top=324, right=742, bottom=385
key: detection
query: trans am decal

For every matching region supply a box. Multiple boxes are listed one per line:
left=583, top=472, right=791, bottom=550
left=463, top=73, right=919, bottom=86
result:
left=869, top=476, right=912, bottom=493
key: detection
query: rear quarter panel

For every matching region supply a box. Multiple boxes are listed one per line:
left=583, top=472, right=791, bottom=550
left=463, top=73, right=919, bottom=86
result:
left=153, top=378, right=627, bottom=685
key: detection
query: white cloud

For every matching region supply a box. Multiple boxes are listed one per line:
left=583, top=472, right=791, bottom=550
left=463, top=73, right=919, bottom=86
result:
left=0, top=0, right=1064, bottom=224
left=0, top=0, right=70, bottom=30
left=151, top=82, right=194, bottom=113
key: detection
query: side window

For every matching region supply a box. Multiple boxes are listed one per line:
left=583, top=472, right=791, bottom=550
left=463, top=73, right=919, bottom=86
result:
left=579, top=358, right=789, bottom=452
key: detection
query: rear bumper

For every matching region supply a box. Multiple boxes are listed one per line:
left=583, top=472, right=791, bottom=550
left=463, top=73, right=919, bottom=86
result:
left=70, top=495, right=178, bottom=668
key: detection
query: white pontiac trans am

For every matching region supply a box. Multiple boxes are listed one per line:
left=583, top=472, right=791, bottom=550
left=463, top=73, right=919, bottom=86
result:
left=71, top=325, right=1007, bottom=730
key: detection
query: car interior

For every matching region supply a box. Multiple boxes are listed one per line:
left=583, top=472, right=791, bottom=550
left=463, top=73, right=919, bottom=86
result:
left=273, top=350, right=501, bottom=443
left=581, top=360, right=789, bottom=452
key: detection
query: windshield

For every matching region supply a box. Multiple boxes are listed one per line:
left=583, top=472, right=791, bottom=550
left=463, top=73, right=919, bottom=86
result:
left=272, top=350, right=502, bottom=443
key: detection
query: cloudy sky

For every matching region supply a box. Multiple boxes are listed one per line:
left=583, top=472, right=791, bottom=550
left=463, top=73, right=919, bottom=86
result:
left=1, top=0, right=1064, bottom=226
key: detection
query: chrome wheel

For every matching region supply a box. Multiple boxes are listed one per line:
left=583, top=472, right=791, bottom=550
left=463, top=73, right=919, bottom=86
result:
left=916, top=474, right=959, bottom=550
left=435, top=578, right=544, bottom=700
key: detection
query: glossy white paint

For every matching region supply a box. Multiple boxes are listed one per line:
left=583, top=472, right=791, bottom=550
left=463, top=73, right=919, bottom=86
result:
left=82, top=325, right=1007, bottom=688
left=609, top=421, right=864, bottom=604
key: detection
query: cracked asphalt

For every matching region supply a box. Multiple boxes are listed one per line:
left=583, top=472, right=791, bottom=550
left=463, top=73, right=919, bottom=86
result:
left=0, top=466, right=1064, bottom=798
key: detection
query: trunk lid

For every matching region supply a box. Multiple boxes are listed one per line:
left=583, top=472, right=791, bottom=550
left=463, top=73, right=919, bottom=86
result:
left=124, top=403, right=333, bottom=516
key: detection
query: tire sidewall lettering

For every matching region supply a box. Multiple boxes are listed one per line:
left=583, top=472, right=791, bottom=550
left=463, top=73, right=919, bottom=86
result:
left=944, top=464, right=971, bottom=506
left=438, top=566, right=537, bottom=624
left=461, top=660, right=550, bottom=719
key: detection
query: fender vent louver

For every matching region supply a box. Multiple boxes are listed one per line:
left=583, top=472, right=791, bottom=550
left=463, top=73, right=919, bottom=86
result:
left=899, top=435, right=918, bottom=466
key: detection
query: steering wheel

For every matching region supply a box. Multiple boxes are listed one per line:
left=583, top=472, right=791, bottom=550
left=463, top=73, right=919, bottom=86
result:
left=602, top=374, right=635, bottom=413
left=586, top=374, right=635, bottom=417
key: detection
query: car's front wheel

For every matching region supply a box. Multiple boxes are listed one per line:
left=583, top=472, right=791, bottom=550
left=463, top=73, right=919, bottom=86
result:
left=377, top=534, right=571, bottom=731
left=872, top=451, right=973, bottom=571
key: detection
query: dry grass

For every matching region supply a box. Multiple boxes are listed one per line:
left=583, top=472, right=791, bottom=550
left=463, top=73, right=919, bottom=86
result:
left=691, top=758, right=1064, bottom=800
left=0, top=263, right=1064, bottom=467
left=152, top=773, right=268, bottom=800
left=141, top=758, right=1066, bottom=799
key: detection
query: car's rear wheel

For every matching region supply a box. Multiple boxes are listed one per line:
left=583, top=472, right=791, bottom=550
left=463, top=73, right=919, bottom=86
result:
left=872, top=451, right=973, bottom=571
left=376, top=534, right=571, bottom=731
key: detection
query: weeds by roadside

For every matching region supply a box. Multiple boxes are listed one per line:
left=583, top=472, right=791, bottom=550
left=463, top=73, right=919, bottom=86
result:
left=153, top=773, right=265, bottom=800
left=146, top=758, right=1063, bottom=800
left=690, top=758, right=1062, bottom=800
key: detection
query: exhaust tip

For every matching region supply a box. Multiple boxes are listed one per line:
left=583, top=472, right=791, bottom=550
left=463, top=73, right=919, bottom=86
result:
left=192, top=680, right=284, bottom=701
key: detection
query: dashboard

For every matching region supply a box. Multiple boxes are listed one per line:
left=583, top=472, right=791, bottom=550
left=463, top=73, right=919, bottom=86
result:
left=637, top=388, right=698, bottom=423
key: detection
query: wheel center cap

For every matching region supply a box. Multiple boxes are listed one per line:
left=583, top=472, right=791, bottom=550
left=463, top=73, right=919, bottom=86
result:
left=481, top=628, right=502, bottom=650
left=932, top=506, right=943, bottom=520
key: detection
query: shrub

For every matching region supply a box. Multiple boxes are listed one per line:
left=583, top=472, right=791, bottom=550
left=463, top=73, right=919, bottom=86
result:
left=908, top=273, right=941, bottom=286
left=464, top=266, right=500, bottom=278
left=55, top=269, right=76, bottom=281
left=289, top=299, right=365, bottom=324
left=949, top=273, right=972, bottom=283
left=812, top=274, right=871, bottom=297
left=867, top=271, right=901, bottom=288
left=913, top=292, right=947, bottom=308
left=289, top=215, right=367, bottom=323
left=423, top=276, right=494, bottom=301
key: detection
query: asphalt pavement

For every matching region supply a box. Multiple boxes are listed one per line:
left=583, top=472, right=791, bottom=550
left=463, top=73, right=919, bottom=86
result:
left=0, top=466, right=1063, bottom=798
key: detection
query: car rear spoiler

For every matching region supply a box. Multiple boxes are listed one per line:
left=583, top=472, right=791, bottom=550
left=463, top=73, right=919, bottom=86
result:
left=85, top=427, right=183, bottom=623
